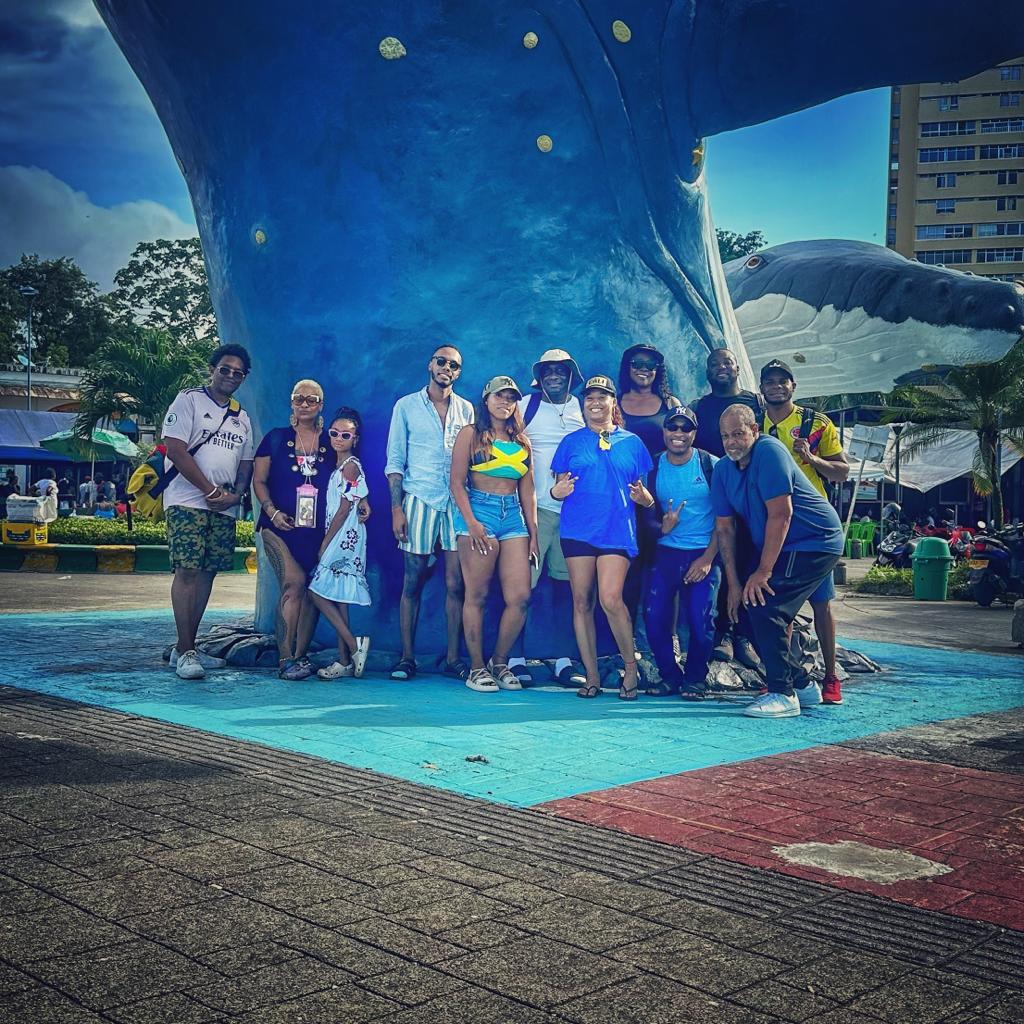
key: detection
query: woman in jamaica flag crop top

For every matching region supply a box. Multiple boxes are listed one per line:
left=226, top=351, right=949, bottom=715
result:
left=450, top=375, right=539, bottom=694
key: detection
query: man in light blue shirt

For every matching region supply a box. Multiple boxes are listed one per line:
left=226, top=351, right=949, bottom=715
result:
left=385, top=345, right=474, bottom=681
left=643, top=406, right=721, bottom=699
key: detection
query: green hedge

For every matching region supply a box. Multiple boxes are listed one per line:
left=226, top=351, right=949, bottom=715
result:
left=41, top=517, right=255, bottom=547
left=851, top=562, right=972, bottom=599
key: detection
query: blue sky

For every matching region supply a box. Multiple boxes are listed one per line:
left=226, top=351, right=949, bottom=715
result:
left=0, top=0, right=890, bottom=290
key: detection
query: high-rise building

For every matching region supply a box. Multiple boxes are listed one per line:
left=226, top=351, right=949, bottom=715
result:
left=887, top=58, right=1024, bottom=281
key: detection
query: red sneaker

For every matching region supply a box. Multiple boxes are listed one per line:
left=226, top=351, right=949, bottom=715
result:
left=821, top=674, right=843, bottom=705
left=758, top=684, right=768, bottom=696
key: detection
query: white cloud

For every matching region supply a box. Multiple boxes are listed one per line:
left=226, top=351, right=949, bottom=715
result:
left=0, top=165, right=196, bottom=289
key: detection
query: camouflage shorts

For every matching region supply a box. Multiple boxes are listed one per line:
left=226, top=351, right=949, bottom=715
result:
left=166, top=505, right=236, bottom=573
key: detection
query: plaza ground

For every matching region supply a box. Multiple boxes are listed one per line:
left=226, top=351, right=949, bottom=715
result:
left=1, top=569, right=1021, bottom=1022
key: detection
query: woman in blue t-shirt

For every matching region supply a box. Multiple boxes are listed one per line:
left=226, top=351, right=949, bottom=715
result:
left=550, top=375, right=653, bottom=700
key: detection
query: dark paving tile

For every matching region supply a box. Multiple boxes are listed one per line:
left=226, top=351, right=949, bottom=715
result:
left=639, top=897, right=773, bottom=944
left=0, top=985, right=110, bottom=1024
left=231, top=981, right=400, bottom=1022
left=542, top=870, right=676, bottom=913
left=609, top=931, right=784, bottom=995
left=436, top=919, right=533, bottom=952
left=219, top=862, right=361, bottom=908
left=444, top=934, right=635, bottom=1008
left=558, top=974, right=768, bottom=1024
left=2, top=854, right=89, bottom=887
left=40, top=836, right=165, bottom=880
left=850, top=969, right=994, bottom=1023
left=143, top=838, right=289, bottom=881
left=206, top=813, right=351, bottom=849
left=287, top=836, right=422, bottom=872
left=407, top=855, right=507, bottom=889
left=196, top=939, right=303, bottom=978
left=104, top=991, right=226, bottom=1024
left=54, top=867, right=226, bottom=921
left=0, top=963, right=35, bottom=996
left=0, top=880, right=63, bottom=916
left=378, top=985, right=559, bottom=1023
left=343, top=862, right=425, bottom=888
left=396, top=892, right=518, bottom=934
left=730, top=978, right=840, bottom=1021
left=189, top=957, right=354, bottom=1015
left=349, top=875, right=483, bottom=915
left=290, top=897, right=376, bottom=928
left=775, top=949, right=911, bottom=1003
left=29, top=938, right=222, bottom=1011
left=744, top=931, right=837, bottom=966
left=511, top=897, right=668, bottom=952
left=340, top=917, right=464, bottom=963
left=357, top=964, right=468, bottom=1007
left=982, top=990, right=1024, bottom=1022
left=482, top=879, right=562, bottom=911
left=0, top=903, right=134, bottom=961
left=277, top=926, right=408, bottom=978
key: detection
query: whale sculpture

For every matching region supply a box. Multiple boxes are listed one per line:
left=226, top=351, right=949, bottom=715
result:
left=94, top=0, right=1022, bottom=651
left=726, top=241, right=1024, bottom=396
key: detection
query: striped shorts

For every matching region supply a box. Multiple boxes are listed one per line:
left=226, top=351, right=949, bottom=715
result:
left=399, top=493, right=458, bottom=556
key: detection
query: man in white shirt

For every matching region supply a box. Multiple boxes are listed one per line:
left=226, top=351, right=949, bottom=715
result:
left=507, top=348, right=585, bottom=684
left=161, top=344, right=254, bottom=680
left=35, top=468, right=57, bottom=498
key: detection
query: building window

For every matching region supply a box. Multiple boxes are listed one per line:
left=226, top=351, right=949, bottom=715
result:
left=997, top=197, right=1019, bottom=211
left=999, top=92, right=1022, bottom=107
left=890, top=160, right=899, bottom=171
left=997, top=171, right=1020, bottom=185
left=976, top=248, right=1024, bottom=263
left=886, top=228, right=897, bottom=245
left=980, top=144, right=1024, bottom=159
left=891, top=128, right=900, bottom=144
left=1000, top=66, right=1022, bottom=81
left=936, top=199, right=956, bottom=213
left=919, top=146, right=975, bottom=162
left=887, top=204, right=897, bottom=219
left=935, top=173, right=957, bottom=187
left=920, top=120, right=975, bottom=137
left=892, top=103, right=901, bottom=118
left=915, top=249, right=972, bottom=264
left=916, top=224, right=973, bottom=239
left=978, top=222, right=1023, bottom=237
left=938, top=96, right=959, bottom=111
left=981, top=118, right=1024, bottom=134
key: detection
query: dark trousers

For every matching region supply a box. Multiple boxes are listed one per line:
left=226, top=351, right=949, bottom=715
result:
left=645, top=547, right=721, bottom=690
left=715, top=524, right=754, bottom=643
left=747, top=549, right=840, bottom=696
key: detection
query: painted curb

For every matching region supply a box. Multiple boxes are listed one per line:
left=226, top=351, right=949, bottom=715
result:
left=0, top=543, right=257, bottom=575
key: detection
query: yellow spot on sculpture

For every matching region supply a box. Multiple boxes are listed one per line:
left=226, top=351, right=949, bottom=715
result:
left=536, top=134, right=553, bottom=153
left=691, top=140, right=705, bottom=166
left=253, top=228, right=267, bottom=245
left=523, top=31, right=538, bottom=49
left=379, top=37, right=406, bottom=60
left=612, top=20, right=632, bottom=43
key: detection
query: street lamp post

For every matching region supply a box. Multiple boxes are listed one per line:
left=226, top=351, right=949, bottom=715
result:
left=18, top=286, right=39, bottom=412
left=891, top=422, right=904, bottom=502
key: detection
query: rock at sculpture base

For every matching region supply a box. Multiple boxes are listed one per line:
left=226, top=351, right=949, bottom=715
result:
left=1013, top=600, right=1024, bottom=647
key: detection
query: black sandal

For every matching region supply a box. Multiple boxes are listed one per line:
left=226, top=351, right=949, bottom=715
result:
left=644, top=682, right=679, bottom=697
left=576, top=683, right=602, bottom=699
left=618, top=682, right=639, bottom=701
left=390, top=657, right=417, bottom=681
left=437, top=656, right=470, bottom=680
left=679, top=686, right=707, bottom=701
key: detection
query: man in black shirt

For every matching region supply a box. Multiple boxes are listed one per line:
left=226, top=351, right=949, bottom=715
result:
left=690, top=348, right=764, bottom=668
left=692, top=349, right=764, bottom=458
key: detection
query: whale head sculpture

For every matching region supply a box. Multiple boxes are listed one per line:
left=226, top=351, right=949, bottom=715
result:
left=92, top=0, right=1022, bottom=649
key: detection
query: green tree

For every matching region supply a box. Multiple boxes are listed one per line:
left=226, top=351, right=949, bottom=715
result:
left=108, top=238, right=217, bottom=346
left=74, top=327, right=213, bottom=441
left=888, top=342, right=1024, bottom=527
left=716, top=229, right=767, bottom=263
left=0, top=255, right=113, bottom=367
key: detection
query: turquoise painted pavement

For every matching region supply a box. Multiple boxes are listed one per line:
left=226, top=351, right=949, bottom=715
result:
left=2, top=610, right=1022, bottom=807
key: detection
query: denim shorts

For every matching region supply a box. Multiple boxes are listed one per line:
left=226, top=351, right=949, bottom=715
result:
left=454, top=489, right=529, bottom=541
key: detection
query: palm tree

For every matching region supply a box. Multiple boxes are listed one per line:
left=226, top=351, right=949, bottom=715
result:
left=888, top=340, right=1024, bottom=527
left=75, top=327, right=212, bottom=444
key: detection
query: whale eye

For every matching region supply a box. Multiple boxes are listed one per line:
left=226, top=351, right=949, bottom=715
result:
left=745, top=255, right=763, bottom=270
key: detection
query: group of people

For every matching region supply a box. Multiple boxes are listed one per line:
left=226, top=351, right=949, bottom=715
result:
left=162, top=338, right=850, bottom=720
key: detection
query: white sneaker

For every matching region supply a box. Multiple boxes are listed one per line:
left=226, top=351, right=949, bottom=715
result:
left=317, top=661, right=354, bottom=679
left=352, top=637, right=371, bottom=678
left=795, top=681, right=823, bottom=707
left=175, top=650, right=205, bottom=680
left=743, top=692, right=799, bottom=718
left=171, top=648, right=226, bottom=669
left=466, top=668, right=499, bottom=693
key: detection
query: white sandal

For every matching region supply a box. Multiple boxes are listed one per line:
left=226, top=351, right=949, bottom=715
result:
left=317, top=661, right=354, bottom=679
left=488, top=660, right=523, bottom=691
left=466, top=667, right=499, bottom=693
left=352, top=636, right=371, bottom=678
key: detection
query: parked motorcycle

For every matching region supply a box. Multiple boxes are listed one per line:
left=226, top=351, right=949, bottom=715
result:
left=969, top=522, right=1024, bottom=607
left=875, top=525, right=918, bottom=569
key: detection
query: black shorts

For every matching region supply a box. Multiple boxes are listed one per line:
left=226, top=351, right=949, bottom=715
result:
left=560, top=538, right=631, bottom=560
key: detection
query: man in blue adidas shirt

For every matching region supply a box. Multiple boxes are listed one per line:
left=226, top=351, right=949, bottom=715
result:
left=712, top=405, right=844, bottom=719
left=643, top=406, right=721, bottom=700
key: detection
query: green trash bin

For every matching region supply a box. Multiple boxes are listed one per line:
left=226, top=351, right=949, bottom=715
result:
left=911, top=537, right=954, bottom=601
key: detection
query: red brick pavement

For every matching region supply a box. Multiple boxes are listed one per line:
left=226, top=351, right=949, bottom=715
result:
left=538, top=747, right=1024, bottom=930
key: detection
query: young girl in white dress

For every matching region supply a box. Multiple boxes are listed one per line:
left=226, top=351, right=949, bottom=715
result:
left=309, top=407, right=371, bottom=678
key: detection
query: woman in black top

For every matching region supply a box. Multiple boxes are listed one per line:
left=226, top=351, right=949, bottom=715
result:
left=618, top=344, right=681, bottom=457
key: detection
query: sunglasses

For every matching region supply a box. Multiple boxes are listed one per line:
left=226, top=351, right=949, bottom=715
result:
left=630, top=357, right=661, bottom=371
left=328, top=429, right=356, bottom=440
left=291, top=394, right=321, bottom=405
left=214, top=366, right=247, bottom=380
left=433, top=356, right=461, bottom=371
left=665, top=422, right=696, bottom=433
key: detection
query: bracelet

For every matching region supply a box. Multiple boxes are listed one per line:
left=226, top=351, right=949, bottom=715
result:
left=549, top=488, right=564, bottom=502
left=270, top=509, right=284, bottom=524
left=205, top=486, right=221, bottom=498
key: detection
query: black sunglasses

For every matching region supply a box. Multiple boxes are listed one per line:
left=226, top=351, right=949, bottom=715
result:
left=629, top=357, right=661, bottom=371
left=214, top=366, right=247, bottom=380
left=329, top=429, right=356, bottom=440
left=433, top=356, right=461, bottom=371
left=665, top=422, right=696, bottom=433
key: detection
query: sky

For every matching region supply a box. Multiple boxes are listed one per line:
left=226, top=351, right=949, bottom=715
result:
left=0, top=0, right=891, bottom=291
